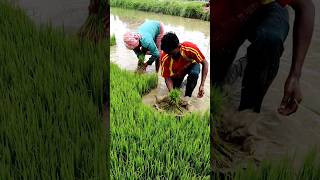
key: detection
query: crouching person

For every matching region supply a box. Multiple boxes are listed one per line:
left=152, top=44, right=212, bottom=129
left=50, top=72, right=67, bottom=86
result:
left=160, top=32, right=208, bottom=98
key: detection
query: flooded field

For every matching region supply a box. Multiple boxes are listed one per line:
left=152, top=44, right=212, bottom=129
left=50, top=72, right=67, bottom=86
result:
left=11, top=0, right=89, bottom=34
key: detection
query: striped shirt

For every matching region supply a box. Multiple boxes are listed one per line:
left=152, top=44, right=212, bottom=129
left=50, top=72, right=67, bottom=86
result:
left=160, top=42, right=205, bottom=78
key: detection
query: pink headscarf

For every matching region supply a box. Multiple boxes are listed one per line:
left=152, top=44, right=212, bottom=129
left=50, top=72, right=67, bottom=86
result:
left=123, top=32, right=141, bottom=50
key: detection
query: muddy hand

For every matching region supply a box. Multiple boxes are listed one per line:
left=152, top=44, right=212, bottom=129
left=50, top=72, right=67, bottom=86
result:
left=143, top=63, right=148, bottom=71
left=197, top=85, right=205, bottom=98
left=278, top=76, right=302, bottom=116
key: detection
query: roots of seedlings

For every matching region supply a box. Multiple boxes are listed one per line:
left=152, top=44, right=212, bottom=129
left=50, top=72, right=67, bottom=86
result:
left=154, top=96, right=190, bottom=115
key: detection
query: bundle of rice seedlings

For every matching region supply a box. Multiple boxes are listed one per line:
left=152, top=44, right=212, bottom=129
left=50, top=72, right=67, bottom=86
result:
left=79, top=0, right=108, bottom=43
left=211, top=88, right=239, bottom=174
left=134, top=54, right=146, bottom=74
left=154, top=89, right=190, bottom=115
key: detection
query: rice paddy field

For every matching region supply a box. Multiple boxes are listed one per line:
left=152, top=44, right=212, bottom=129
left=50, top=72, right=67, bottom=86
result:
left=213, top=151, right=320, bottom=180
left=0, top=1, right=108, bottom=179
left=110, top=0, right=210, bottom=21
left=110, top=63, right=211, bottom=178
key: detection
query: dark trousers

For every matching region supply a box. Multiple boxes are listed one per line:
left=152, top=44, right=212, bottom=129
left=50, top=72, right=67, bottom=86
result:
left=212, top=2, right=289, bottom=112
left=172, top=63, right=201, bottom=97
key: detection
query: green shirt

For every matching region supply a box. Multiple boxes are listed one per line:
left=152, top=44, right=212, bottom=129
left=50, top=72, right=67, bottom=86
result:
left=138, top=20, right=161, bottom=58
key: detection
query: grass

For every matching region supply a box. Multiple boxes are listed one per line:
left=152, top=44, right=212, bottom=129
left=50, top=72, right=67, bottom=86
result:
left=213, top=150, right=320, bottom=180
left=168, top=89, right=182, bottom=105
left=110, top=0, right=210, bottom=21
left=211, top=88, right=237, bottom=172
left=110, top=63, right=210, bottom=178
left=0, top=1, right=108, bottom=179
left=110, top=34, right=116, bottom=46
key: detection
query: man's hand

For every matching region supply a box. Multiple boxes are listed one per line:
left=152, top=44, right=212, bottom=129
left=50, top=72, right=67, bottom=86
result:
left=197, top=85, right=205, bottom=98
left=278, top=76, right=302, bottom=116
left=142, top=63, right=148, bottom=71
left=165, top=77, right=174, bottom=92
left=277, top=0, right=314, bottom=116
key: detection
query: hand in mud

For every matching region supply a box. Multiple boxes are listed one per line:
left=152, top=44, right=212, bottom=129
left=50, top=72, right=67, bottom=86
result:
left=278, top=76, right=302, bottom=116
left=197, top=85, right=205, bottom=98
left=142, top=63, right=148, bottom=71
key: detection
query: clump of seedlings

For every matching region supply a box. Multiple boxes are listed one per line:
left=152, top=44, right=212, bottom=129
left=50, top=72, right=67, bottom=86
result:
left=154, top=89, right=190, bottom=115
left=135, top=54, right=146, bottom=74
left=169, top=89, right=182, bottom=105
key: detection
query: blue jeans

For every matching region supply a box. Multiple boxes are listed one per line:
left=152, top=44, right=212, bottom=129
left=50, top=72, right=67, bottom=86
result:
left=171, top=63, right=201, bottom=97
left=212, top=2, right=289, bottom=112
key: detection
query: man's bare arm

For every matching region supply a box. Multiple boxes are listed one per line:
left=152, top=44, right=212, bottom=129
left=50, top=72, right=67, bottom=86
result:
left=278, top=0, right=315, bottom=115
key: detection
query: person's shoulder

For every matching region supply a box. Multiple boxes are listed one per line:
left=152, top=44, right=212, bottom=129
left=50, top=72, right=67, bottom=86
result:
left=181, top=42, right=201, bottom=51
left=161, top=52, right=169, bottom=60
left=181, top=41, right=198, bottom=48
left=148, top=20, right=160, bottom=24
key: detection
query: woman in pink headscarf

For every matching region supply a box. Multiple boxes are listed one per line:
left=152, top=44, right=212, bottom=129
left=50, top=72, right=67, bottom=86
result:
left=123, top=20, right=164, bottom=72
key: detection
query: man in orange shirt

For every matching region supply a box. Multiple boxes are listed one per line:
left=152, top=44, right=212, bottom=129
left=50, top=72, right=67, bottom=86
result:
left=212, top=0, right=315, bottom=115
left=160, top=32, right=209, bottom=97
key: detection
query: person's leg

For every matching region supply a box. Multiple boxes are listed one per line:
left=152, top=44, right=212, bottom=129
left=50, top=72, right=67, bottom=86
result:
left=155, top=57, right=160, bottom=72
left=171, top=77, right=184, bottom=89
left=212, top=43, right=245, bottom=87
left=185, top=63, right=201, bottom=97
left=239, top=2, right=289, bottom=112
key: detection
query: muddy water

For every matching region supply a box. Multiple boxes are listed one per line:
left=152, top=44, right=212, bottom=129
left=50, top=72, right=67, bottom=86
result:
left=11, top=0, right=89, bottom=34
left=223, top=1, right=320, bottom=168
left=110, top=8, right=210, bottom=113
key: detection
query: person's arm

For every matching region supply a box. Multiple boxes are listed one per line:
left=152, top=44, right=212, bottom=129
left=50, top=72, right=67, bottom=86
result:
left=198, top=59, right=209, bottom=98
left=146, top=42, right=160, bottom=66
left=278, top=0, right=315, bottom=116
left=165, top=77, right=174, bottom=91
left=133, top=47, right=143, bottom=59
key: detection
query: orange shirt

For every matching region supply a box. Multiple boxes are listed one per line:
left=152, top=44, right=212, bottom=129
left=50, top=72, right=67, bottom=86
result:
left=160, top=42, right=205, bottom=78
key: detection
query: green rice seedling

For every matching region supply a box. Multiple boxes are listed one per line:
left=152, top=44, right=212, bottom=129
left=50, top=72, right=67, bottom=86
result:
left=168, top=89, right=181, bottom=105
left=0, top=1, right=108, bottom=179
left=211, top=87, right=239, bottom=173
left=225, top=149, right=320, bottom=180
left=110, top=0, right=210, bottom=21
left=137, top=54, right=145, bottom=66
left=110, top=34, right=116, bottom=46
